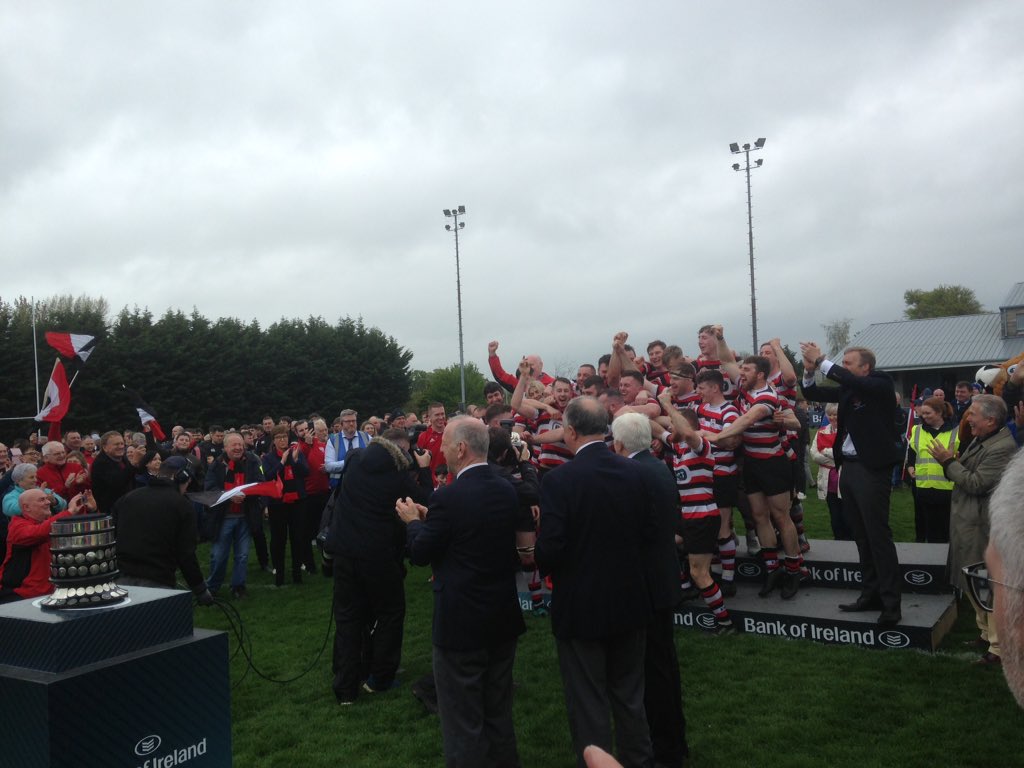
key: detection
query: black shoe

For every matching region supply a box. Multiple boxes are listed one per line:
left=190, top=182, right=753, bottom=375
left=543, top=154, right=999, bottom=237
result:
left=758, top=568, right=783, bottom=597
left=839, top=596, right=883, bottom=612
left=781, top=571, right=801, bottom=600
left=715, top=622, right=736, bottom=636
left=877, top=608, right=902, bottom=627
left=411, top=679, right=439, bottom=715
left=231, top=586, right=248, bottom=600
left=679, top=586, right=701, bottom=603
left=720, top=580, right=737, bottom=598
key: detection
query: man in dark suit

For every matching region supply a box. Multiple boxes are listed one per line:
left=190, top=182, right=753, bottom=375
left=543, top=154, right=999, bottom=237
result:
left=611, top=412, right=688, bottom=768
left=536, top=396, right=655, bottom=768
left=397, top=416, right=525, bottom=768
left=800, top=343, right=904, bottom=625
left=327, top=429, right=432, bottom=703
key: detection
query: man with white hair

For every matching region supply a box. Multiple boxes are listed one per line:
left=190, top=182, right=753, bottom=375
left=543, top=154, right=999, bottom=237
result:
left=611, top=412, right=689, bottom=768
left=983, top=449, right=1024, bottom=705
left=38, top=440, right=89, bottom=500
left=397, top=416, right=525, bottom=767
left=930, top=394, right=1017, bottom=664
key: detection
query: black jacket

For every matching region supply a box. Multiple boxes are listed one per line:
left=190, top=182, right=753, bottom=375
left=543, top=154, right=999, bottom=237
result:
left=113, top=478, right=206, bottom=592
left=801, top=365, right=903, bottom=470
left=204, top=451, right=266, bottom=537
left=633, top=449, right=683, bottom=613
left=91, top=451, right=136, bottom=515
left=536, top=442, right=655, bottom=641
left=327, top=438, right=431, bottom=561
left=406, top=463, right=525, bottom=651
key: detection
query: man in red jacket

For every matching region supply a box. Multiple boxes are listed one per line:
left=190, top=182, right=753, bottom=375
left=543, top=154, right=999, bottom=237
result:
left=37, top=440, right=90, bottom=499
left=0, top=488, right=92, bottom=602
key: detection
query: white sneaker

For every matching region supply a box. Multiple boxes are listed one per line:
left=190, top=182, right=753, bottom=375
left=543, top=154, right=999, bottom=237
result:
left=746, top=533, right=762, bottom=556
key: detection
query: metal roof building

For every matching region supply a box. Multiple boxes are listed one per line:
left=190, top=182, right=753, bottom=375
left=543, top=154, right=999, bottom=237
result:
left=847, top=282, right=1024, bottom=394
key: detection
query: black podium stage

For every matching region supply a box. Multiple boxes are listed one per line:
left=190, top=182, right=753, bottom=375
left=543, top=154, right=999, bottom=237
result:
left=0, top=587, right=230, bottom=768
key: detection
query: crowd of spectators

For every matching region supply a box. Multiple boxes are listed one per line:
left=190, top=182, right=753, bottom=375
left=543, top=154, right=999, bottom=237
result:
left=1, top=327, right=1022, bottom=766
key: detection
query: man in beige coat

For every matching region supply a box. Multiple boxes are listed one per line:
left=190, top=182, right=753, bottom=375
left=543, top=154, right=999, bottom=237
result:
left=929, top=394, right=1018, bottom=664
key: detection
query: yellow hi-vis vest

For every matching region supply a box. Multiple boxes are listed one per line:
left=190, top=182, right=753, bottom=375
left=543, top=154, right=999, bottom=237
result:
left=911, top=424, right=958, bottom=491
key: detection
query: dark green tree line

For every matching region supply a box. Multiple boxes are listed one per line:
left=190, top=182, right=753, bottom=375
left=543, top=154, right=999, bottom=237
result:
left=0, top=295, right=412, bottom=438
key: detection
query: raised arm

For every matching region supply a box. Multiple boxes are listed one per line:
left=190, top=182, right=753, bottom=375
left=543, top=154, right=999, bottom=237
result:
left=606, top=331, right=638, bottom=389
left=770, top=337, right=797, bottom=387
left=714, top=325, right=740, bottom=383
left=657, top=390, right=702, bottom=451
left=510, top=357, right=539, bottom=420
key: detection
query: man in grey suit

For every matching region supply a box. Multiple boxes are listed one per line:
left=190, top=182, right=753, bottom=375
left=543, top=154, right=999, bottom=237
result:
left=537, top=397, right=655, bottom=768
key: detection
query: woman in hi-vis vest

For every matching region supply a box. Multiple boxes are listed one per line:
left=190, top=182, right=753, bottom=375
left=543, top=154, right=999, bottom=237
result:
left=907, top=396, right=958, bottom=543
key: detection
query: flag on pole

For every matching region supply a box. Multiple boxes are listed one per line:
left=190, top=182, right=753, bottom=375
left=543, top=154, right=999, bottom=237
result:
left=36, top=360, right=71, bottom=424
left=45, top=332, right=97, bottom=362
left=123, top=386, right=166, bottom=441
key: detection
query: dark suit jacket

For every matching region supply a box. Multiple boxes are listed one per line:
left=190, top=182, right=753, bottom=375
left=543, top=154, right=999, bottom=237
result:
left=406, top=464, right=526, bottom=651
left=328, top=441, right=430, bottom=560
left=633, top=450, right=682, bottom=613
left=536, top=442, right=655, bottom=641
left=801, top=364, right=902, bottom=470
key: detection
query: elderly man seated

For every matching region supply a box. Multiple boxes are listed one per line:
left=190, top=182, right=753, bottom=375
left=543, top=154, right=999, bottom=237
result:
left=0, top=488, right=92, bottom=603
left=3, top=463, right=67, bottom=518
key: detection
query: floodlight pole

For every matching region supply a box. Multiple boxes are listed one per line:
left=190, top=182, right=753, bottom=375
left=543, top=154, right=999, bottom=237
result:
left=730, top=138, right=766, bottom=353
left=443, top=205, right=467, bottom=412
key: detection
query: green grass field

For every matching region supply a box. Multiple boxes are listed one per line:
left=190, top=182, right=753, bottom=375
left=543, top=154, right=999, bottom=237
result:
left=192, top=487, right=1024, bottom=767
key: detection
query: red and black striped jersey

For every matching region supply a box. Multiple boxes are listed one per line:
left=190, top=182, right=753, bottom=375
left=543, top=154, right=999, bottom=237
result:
left=696, top=400, right=741, bottom=476
left=536, top=408, right=572, bottom=470
left=768, top=370, right=799, bottom=462
left=738, top=384, right=785, bottom=460
left=695, top=357, right=739, bottom=400
left=641, top=362, right=671, bottom=391
left=666, top=436, right=718, bottom=519
left=671, top=391, right=701, bottom=411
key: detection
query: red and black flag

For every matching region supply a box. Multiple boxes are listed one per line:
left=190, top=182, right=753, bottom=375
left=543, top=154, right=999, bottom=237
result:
left=36, top=360, right=72, bottom=442
left=45, top=332, right=97, bottom=362
left=123, top=386, right=166, bottom=442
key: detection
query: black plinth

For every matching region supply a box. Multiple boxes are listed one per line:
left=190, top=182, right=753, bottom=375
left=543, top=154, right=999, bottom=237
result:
left=0, top=586, right=193, bottom=672
left=0, top=587, right=231, bottom=767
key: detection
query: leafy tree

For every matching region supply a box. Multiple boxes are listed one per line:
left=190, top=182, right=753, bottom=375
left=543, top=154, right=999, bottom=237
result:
left=0, top=296, right=413, bottom=439
left=822, top=318, right=852, bottom=358
left=407, top=363, right=487, bottom=416
left=904, top=285, right=982, bottom=320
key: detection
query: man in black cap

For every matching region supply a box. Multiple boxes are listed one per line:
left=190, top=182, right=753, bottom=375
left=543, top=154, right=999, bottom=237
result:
left=114, top=456, right=214, bottom=604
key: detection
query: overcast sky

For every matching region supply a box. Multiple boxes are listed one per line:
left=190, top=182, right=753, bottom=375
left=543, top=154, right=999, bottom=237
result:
left=2, top=1, right=1022, bottom=378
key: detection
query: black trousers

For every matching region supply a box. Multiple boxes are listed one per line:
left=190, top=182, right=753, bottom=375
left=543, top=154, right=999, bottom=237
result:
left=644, top=609, right=688, bottom=767
left=304, top=491, right=330, bottom=571
left=839, top=460, right=901, bottom=611
left=268, top=500, right=306, bottom=584
left=914, top=487, right=951, bottom=544
left=827, top=493, right=852, bottom=540
left=331, top=553, right=405, bottom=700
left=556, top=629, right=653, bottom=768
left=433, top=639, right=520, bottom=768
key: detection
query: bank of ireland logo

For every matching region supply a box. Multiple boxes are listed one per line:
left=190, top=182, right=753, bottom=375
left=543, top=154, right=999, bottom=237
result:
left=737, top=562, right=762, bottom=578
left=134, top=735, right=161, bottom=757
left=696, top=612, right=717, bottom=630
left=904, top=570, right=933, bottom=587
left=878, top=631, right=911, bottom=649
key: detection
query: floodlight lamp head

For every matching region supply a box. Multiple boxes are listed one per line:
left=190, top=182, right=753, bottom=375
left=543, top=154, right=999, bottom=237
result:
left=732, top=163, right=741, bottom=171
left=459, top=222, right=465, bottom=229
left=742, top=143, right=750, bottom=151
left=444, top=209, right=452, bottom=216
left=445, top=224, right=452, bottom=231
left=457, top=205, right=465, bottom=214
left=729, top=142, right=740, bottom=153
left=755, top=158, right=763, bottom=167
left=755, top=137, right=766, bottom=148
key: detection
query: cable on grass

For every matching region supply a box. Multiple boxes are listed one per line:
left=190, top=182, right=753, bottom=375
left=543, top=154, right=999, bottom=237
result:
left=201, top=593, right=334, bottom=687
